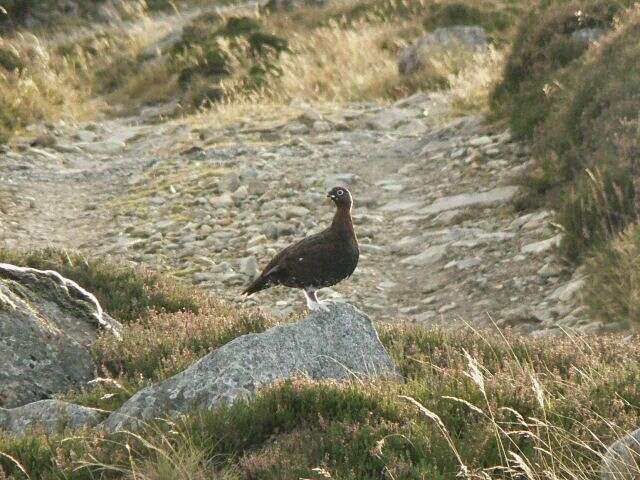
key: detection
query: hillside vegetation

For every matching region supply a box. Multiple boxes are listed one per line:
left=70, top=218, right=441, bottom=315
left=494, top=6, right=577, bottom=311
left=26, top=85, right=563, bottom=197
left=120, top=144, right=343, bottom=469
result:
left=0, top=0, right=524, bottom=143
left=0, top=249, right=639, bottom=479
left=490, top=1, right=640, bottom=327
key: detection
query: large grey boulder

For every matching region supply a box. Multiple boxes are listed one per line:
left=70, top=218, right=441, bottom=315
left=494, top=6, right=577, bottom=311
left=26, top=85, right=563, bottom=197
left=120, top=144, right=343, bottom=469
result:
left=0, top=263, right=121, bottom=408
left=602, top=428, right=640, bottom=479
left=0, top=400, right=105, bottom=436
left=398, top=26, right=488, bottom=75
left=104, top=302, right=397, bottom=432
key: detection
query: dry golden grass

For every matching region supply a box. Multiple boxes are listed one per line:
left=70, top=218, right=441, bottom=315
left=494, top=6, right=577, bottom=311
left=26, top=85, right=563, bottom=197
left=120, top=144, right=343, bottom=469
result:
left=0, top=34, right=91, bottom=139
left=190, top=18, right=506, bottom=130
left=0, top=0, right=512, bottom=142
left=114, top=60, right=178, bottom=110
left=447, top=45, right=505, bottom=113
left=0, top=11, right=176, bottom=140
left=272, top=20, right=415, bottom=103
left=585, top=224, right=640, bottom=328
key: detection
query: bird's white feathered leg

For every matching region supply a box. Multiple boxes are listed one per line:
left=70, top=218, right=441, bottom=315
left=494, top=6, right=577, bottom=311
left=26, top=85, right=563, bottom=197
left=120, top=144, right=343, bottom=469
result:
left=303, top=290, right=329, bottom=312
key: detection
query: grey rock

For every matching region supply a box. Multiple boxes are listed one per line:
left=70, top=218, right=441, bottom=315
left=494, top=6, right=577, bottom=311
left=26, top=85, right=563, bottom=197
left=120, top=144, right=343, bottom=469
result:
left=77, top=140, right=125, bottom=155
left=433, top=209, right=464, bottom=226
left=0, top=400, right=105, bottom=436
left=521, top=234, right=562, bottom=254
left=578, top=321, right=605, bottom=334
left=451, top=257, right=481, bottom=270
left=297, top=109, right=324, bottom=125
left=399, top=26, right=488, bottom=75
left=469, top=135, right=492, bottom=147
left=602, top=427, right=640, bottom=479
left=73, top=129, right=97, bottom=143
left=103, top=303, right=397, bottom=431
left=380, top=200, right=424, bottom=213
left=239, top=255, right=259, bottom=279
left=283, top=205, right=310, bottom=219
left=549, top=278, right=585, bottom=303
left=438, top=303, right=457, bottom=314
left=359, top=244, right=385, bottom=254
left=538, top=262, right=563, bottom=278
left=418, top=186, right=519, bottom=215
left=0, top=264, right=121, bottom=408
left=210, top=193, right=234, bottom=208
left=498, top=306, right=542, bottom=328
left=324, top=173, right=358, bottom=190
left=364, top=108, right=414, bottom=130
left=220, top=173, right=240, bottom=193
left=313, top=121, right=333, bottom=133
left=390, top=236, right=423, bottom=255
left=401, top=245, right=447, bottom=267
left=262, top=0, right=327, bottom=10
left=232, top=185, right=249, bottom=200
left=285, top=122, right=310, bottom=135
left=523, top=210, right=551, bottom=230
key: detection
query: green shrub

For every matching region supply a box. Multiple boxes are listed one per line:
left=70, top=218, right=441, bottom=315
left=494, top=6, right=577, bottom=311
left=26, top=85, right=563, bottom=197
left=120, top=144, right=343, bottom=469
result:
left=423, top=1, right=515, bottom=36
left=167, top=13, right=288, bottom=106
left=0, top=248, right=200, bottom=322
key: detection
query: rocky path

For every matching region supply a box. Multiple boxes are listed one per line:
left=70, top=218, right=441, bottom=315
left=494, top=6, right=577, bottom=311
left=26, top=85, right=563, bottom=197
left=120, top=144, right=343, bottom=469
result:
left=0, top=91, right=609, bottom=336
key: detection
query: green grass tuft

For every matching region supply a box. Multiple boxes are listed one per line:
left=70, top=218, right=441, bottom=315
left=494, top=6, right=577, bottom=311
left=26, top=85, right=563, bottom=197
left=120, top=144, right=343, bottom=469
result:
left=0, top=248, right=200, bottom=322
left=585, top=224, right=640, bottom=327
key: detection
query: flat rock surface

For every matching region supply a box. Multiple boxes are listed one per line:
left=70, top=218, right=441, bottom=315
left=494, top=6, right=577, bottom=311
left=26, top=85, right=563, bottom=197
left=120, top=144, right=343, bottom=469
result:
left=0, top=400, right=105, bottom=436
left=103, top=302, right=397, bottom=431
left=417, top=186, right=519, bottom=215
left=0, top=263, right=121, bottom=407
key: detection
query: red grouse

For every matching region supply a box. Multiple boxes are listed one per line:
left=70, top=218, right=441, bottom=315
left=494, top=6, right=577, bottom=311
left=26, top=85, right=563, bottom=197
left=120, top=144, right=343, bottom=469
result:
left=243, top=186, right=359, bottom=310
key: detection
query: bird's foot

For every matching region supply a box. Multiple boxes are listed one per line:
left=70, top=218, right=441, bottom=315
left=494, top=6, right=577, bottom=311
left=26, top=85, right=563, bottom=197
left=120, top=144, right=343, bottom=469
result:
left=304, top=290, right=330, bottom=312
left=307, top=299, right=330, bottom=312
left=316, top=301, right=331, bottom=312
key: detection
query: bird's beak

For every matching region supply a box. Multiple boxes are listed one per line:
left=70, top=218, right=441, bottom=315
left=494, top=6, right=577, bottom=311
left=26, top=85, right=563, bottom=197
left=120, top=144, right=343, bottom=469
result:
left=327, top=193, right=335, bottom=199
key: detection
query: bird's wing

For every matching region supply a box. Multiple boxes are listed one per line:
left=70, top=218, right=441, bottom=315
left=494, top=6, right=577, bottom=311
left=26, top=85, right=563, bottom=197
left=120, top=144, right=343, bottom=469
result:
left=278, top=232, right=341, bottom=284
left=243, top=229, right=337, bottom=294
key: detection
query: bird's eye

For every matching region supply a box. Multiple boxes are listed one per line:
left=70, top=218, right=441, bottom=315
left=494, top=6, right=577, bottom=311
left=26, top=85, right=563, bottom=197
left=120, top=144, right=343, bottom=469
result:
left=337, top=189, right=344, bottom=196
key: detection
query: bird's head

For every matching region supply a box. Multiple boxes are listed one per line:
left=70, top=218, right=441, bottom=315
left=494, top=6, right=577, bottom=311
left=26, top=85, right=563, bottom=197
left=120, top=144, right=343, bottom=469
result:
left=327, top=186, right=352, bottom=209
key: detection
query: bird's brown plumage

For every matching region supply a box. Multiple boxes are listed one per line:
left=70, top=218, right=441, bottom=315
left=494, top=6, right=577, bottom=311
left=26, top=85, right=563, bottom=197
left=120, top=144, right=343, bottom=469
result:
left=243, top=186, right=359, bottom=297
